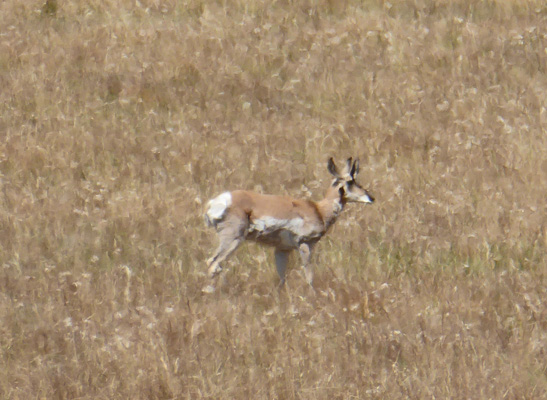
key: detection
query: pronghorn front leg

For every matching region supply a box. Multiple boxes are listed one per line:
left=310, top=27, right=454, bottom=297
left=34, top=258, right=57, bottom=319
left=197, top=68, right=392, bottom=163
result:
left=298, top=243, right=314, bottom=286
left=274, top=249, right=290, bottom=287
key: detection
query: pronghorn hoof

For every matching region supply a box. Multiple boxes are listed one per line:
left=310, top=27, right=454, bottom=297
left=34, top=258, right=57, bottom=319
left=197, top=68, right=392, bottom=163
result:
left=202, top=285, right=216, bottom=294
left=207, top=264, right=222, bottom=279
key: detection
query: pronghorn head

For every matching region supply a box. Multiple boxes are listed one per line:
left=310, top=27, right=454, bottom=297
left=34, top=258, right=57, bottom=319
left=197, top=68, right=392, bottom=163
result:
left=327, top=157, right=375, bottom=204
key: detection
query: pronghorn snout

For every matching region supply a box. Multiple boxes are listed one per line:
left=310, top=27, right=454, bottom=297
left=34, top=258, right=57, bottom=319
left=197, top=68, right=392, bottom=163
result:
left=355, top=190, right=374, bottom=204
left=362, top=193, right=374, bottom=204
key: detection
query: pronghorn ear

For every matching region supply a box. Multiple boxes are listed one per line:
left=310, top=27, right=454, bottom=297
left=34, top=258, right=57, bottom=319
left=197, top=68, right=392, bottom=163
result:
left=327, top=158, right=340, bottom=178
left=345, top=157, right=353, bottom=174
left=350, top=158, right=360, bottom=178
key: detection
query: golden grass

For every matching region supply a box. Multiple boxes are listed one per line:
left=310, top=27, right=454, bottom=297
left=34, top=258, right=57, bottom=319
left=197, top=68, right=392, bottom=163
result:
left=1, top=0, right=546, bottom=398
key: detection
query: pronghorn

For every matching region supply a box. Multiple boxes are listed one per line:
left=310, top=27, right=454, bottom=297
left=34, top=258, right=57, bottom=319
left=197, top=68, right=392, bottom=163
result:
left=204, top=157, right=374, bottom=287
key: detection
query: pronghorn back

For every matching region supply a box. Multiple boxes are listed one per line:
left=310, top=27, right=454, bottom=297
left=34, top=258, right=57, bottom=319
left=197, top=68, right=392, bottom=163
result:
left=206, top=190, right=320, bottom=225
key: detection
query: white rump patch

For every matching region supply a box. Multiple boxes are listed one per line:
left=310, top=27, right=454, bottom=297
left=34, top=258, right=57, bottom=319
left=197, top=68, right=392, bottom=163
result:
left=205, top=192, right=232, bottom=226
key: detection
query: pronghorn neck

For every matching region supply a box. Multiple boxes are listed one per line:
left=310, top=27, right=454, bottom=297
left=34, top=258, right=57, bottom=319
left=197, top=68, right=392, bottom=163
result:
left=317, top=185, right=345, bottom=230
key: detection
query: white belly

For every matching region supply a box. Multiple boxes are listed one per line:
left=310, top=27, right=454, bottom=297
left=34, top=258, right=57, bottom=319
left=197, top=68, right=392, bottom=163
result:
left=246, top=216, right=321, bottom=249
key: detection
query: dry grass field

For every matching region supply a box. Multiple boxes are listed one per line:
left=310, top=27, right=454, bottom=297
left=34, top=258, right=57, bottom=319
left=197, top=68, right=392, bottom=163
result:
left=1, top=0, right=547, bottom=398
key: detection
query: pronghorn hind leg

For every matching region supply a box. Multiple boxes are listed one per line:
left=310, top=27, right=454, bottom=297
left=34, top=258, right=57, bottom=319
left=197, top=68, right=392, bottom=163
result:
left=274, top=249, right=290, bottom=287
left=207, top=238, right=242, bottom=278
left=206, top=213, right=248, bottom=279
left=298, top=243, right=314, bottom=286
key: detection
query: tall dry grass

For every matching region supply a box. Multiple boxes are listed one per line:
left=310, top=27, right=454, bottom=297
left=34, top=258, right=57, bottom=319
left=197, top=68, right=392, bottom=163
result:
left=1, top=0, right=546, bottom=398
